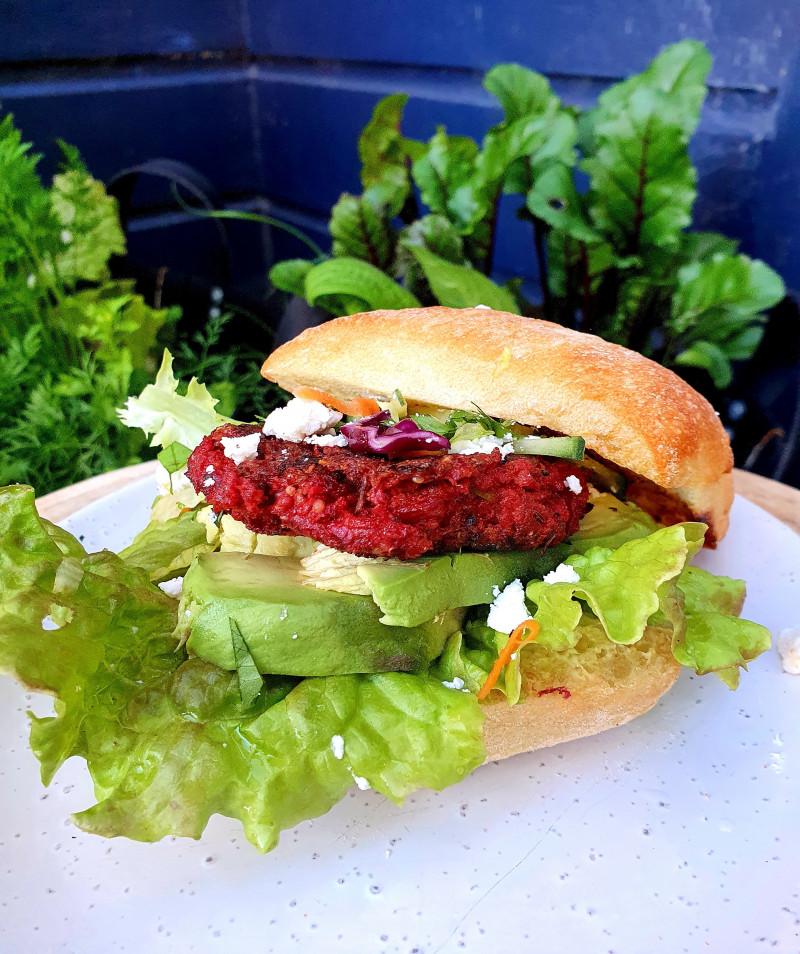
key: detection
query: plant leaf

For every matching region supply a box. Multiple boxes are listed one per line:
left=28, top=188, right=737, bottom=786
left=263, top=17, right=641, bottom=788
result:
left=50, top=169, right=126, bottom=285
left=269, top=259, right=313, bottom=298
left=157, top=442, right=192, bottom=475
left=230, top=618, right=264, bottom=708
left=304, top=257, right=420, bottom=313
left=330, top=193, right=396, bottom=270
left=581, top=40, right=711, bottom=261
left=358, top=93, right=420, bottom=216
left=396, top=214, right=466, bottom=299
left=484, top=64, right=556, bottom=122
left=412, top=129, right=484, bottom=233
left=674, top=341, right=733, bottom=388
left=409, top=245, right=519, bottom=312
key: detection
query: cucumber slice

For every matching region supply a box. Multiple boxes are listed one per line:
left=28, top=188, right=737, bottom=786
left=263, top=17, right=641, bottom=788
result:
left=511, top=435, right=585, bottom=460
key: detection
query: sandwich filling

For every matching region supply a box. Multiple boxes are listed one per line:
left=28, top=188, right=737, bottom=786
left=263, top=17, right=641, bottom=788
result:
left=0, top=348, right=772, bottom=855
left=187, top=424, right=589, bottom=560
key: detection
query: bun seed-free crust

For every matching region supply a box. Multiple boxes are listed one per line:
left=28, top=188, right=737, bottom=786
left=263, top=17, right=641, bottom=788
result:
left=482, top=622, right=681, bottom=758
left=263, top=307, right=734, bottom=544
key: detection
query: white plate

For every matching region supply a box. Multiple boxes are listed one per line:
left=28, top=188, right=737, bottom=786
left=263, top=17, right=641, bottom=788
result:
left=1, top=481, right=799, bottom=953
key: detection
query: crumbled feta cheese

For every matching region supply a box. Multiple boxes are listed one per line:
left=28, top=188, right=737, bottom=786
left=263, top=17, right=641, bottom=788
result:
left=330, top=735, right=345, bottom=759
left=473, top=304, right=491, bottom=310
left=262, top=398, right=342, bottom=442
left=158, top=577, right=184, bottom=599
left=777, top=628, right=800, bottom=674
left=442, top=676, right=465, bottom=690
left=487, top=579, right=532, bottom=634
left=305, top=432, right=349, bottom=447
left=220, top=432, right=261, bottom=465
left=154, top=463, right=194, bottom=497
left=544, top=562, right=580, bottom=585
left=449, top=433, right=515, bottom=458
left=205, top=465, right=214, bottom=474
left=564, top=474, right=583, bottom=495
left=202, top=477, right=214, bottom=488
left=41, top=615, right=58, bottom=631
left=351, top=773, right=371, bottom=790
left=291, top=633, right=298, bottom=640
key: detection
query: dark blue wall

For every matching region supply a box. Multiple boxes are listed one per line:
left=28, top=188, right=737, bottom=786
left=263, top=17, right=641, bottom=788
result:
left=1, top=1, right=799, bottom=293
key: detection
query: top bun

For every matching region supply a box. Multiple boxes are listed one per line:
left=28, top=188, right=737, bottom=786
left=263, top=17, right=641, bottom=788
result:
left=262, top=307, right=734, bottom=544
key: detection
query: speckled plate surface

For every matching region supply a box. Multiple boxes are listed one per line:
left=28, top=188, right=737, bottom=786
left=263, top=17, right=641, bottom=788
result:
left=1, top=480, right=799, bottom=953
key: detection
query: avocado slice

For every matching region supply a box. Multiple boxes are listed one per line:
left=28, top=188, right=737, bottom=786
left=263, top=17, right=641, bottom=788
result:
left=357, top=546, right=568, bottom=628
left=177, top=552, right=462, bottom=677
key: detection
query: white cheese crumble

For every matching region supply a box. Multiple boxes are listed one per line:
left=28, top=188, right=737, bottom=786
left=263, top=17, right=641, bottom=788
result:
left=351, top=773, right=371, bottom=790
left=305, top=432, right=349, bottom=447
left=442, top=676, right=465, bottom=690
left=777, top=628, right=800, bottom=674
left=487, top=579, right=532, bottom=634
left=202, top=477, right=214, bottom=488
left=220, top=431, right=262, bottom=465
left=330, top=735, right=345, bottom=759
left=543, top=562, right=581, bottom=585
left=262, top=398, right=342, bottom=442
left=158, top=577, right=184, bottom=599
left=41, top=615, right=59, bottom=631
left=154, top=463, right=194, bottom=497
left=473, top=304, right=491, bottom=310
left=205, top=465, right=215, bottom=474
left=449, top=433, right=515, bottom=458
left=564, top=474, right=583, bottom=495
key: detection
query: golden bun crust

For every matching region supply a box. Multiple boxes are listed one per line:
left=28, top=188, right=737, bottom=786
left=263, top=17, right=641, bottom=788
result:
left=263, top=307, right=733, bottom=543
left=482, top=622, right=681, bottom=759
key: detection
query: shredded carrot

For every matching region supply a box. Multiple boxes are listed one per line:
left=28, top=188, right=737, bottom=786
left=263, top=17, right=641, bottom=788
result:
left=295, top=386, right=381, bottom=419
left=477, top=619, right=539, bottom=701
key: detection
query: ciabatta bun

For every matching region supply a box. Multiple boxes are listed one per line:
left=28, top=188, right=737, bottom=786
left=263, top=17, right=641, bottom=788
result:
left=482, top=622, right=680, bottom=759
left=263, top=307, right=733, bottom=544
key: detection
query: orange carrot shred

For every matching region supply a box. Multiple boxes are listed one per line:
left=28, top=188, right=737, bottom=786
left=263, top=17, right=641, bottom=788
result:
left=295, top=386, right=381, bottom=419
left=477, top=619, right=539, bottom=701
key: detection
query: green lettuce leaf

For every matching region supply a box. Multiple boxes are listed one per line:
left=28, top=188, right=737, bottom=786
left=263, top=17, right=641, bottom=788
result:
left=527, top=524, right=704, bottom=648
left=673, top=565, right=770, bottom=688
left=118, top=349, right=235, bottom=449
left=118, top=507, right=218, bottom=582
left=0, top=485, right=484, bottom=852
left=569, top=492, right=659, bottom=552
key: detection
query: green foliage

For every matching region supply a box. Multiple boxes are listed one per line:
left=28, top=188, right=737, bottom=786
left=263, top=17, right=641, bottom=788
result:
left=0, top=109, right=185, bottom=494
left=269, top=40, right=785, bottom=390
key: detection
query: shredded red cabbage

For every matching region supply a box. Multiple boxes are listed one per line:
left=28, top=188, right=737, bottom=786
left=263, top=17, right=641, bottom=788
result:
left=340, top=413, right=450, bottom=459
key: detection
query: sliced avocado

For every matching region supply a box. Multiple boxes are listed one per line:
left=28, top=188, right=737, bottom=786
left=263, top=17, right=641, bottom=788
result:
left=357, top=546, right=568, bottom=628
left=178, top=552, right=462, bottom=677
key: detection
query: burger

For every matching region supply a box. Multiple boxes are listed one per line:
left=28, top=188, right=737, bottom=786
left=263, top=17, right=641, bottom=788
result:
left=0, top=306, right=770, bottom=851
left=184, top=306, right=764, bottom=759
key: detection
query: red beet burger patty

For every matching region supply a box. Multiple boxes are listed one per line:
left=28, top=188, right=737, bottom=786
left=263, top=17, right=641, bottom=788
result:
left=187, top=424, right=590, bottom=560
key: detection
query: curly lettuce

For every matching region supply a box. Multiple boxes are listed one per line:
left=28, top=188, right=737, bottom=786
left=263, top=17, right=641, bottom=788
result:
left=0, top=486, right=484, bottom=852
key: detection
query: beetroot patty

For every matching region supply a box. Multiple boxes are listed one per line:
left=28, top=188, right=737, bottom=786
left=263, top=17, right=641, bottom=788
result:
left=187, top=424, right=590, bottom=560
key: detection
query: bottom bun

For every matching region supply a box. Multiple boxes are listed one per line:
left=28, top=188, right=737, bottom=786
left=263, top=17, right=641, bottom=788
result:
left=481, top=622, right=681, bottom=761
